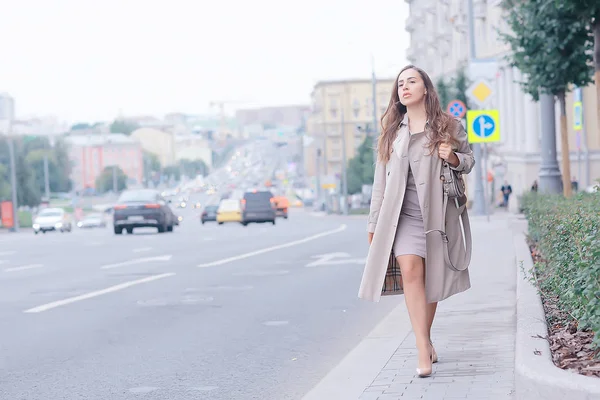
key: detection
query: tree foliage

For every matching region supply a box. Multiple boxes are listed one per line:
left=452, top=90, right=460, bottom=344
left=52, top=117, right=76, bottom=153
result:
left=0, top=137, right=72, bottom=206
left=347, top=136, right=375, bottom=195
left=500, top=0, right=594, bottom=100
left=95, top=166, right=127, bottom=193
left=109, top=119, right=140, bottom=135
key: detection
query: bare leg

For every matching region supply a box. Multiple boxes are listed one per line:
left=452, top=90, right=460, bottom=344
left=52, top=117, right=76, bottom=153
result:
left=397, top=255, right=431, bottom=374
left=426, top=302, right=438, bottom=341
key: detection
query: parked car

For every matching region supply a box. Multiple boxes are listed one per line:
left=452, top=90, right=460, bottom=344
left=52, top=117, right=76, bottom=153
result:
left=217, top=199, right=242, bottom=225
left=113, top=189, right=176, bottom=235
left=201, top=205, right=218, bottom=224
left=33, top=208, right=72, bottom=234
left=241, top=190, right=276, bottom=226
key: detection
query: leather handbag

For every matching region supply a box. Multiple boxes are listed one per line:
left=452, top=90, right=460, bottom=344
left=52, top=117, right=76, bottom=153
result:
left=425, top=161, right=472, bottom=272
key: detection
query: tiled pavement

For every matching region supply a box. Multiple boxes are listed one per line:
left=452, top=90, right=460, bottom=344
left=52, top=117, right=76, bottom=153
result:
left=359, top=215, right=518, bottom=400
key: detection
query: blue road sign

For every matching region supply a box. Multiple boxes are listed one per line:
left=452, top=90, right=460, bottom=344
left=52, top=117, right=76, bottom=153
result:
left=466, top=109, right=500, bottom=143
left=446, top=99, right=467, bottom=118
left=473, top=115, right=495, bottom=138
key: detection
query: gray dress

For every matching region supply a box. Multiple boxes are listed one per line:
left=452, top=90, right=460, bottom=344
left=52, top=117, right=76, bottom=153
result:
left=392, top=131, right=427, bottom=259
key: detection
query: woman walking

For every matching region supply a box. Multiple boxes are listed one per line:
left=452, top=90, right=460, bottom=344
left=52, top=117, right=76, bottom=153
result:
left=358, top=65, right=474, bottom=377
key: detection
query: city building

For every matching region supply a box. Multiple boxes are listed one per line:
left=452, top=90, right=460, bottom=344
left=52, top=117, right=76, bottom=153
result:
left=65, top=133, right=143, bottom=191
left=131, top=128, right=212, bottom=169
left=235, top=105, right=310, bottom=136
left=304, top=78, right=395, bottom=178
left=11, top=116, right=69, bottom=141
left=405, top=0, right=600, bottom=197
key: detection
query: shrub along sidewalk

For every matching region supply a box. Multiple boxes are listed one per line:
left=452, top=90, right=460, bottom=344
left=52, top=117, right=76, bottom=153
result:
left=522, top=192, right=600, bottom=377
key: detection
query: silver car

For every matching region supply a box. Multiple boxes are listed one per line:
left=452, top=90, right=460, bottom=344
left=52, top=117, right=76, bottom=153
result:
left=33, top=208, right=73, bottom=234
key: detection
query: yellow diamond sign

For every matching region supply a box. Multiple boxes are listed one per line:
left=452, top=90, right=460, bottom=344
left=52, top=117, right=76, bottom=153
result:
left=466, top=79, right=494, bottom=107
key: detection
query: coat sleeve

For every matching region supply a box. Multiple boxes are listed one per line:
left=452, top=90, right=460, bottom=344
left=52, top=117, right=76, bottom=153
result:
left=367, top=159, right=386, bottom=233
left=450, top=122, right=475, bottom=174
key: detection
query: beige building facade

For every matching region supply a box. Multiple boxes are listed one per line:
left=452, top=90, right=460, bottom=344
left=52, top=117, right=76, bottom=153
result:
left=131, top=128, right=213, bottom=169
left=305, top=78, right=395, bottom=179
left=406, top=0, right=600, bottom=197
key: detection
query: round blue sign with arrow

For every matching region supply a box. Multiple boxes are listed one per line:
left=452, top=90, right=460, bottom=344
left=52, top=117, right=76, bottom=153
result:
left=446, top=99, right=467, bottom=118
left=473, top=115, right=495, bottom=138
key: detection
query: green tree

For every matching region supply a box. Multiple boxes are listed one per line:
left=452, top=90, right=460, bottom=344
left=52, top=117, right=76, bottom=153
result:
left=95, top=166, right=127, bottom=193
left=347, top=136, right=376, bottom=195
left=109, top=119, right=139, bottom=135
left=0, top=164, right=11, bottom=201
left=501, top=0, right=594, bottom=197
left=179, top=159, right=208, bottom=177
left=70, top=122, right=91, bottom=130
left=22, top=137, right=72, bottom=194
left=162, top=166, right=180, bottom=182
left=144, top=151, right=161, bottom=173
left=436, top=77, right=452, bottom=111
left=14, top=141, right=40, bottom=207
left=451, top=67, right=470, bottom=110
left=546, top=0, right=600, bottom=143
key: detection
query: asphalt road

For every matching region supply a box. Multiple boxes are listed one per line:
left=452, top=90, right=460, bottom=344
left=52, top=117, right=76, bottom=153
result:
left=0, top=198, right=398, bottom=400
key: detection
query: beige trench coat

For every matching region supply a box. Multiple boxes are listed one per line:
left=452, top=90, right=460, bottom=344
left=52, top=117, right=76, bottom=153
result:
left=358, top=115, right=475, bottom=303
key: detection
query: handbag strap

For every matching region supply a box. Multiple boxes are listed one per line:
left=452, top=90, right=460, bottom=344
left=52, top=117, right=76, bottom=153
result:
left=425, top=169, right=472, bottom=272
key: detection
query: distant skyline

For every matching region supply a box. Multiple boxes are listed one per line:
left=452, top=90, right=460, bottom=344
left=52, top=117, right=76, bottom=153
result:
left=0, top=0, right=409, bottom=124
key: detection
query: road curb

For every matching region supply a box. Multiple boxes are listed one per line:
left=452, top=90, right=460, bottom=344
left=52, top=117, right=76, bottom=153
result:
left=301, top=301, right=411, bottom=400
left=513, top=228, right=600, bottom=400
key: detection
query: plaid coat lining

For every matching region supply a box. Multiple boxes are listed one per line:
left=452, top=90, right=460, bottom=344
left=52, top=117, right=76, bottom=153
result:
left=381, top=251, right=404, bottom=296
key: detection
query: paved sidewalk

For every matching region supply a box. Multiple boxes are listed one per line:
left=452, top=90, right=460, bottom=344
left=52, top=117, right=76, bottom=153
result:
left=358, top=214, right=518, bottom=400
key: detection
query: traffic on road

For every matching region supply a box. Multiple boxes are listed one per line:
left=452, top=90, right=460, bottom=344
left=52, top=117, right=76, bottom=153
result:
left=0, top=140, right=391, bottom=400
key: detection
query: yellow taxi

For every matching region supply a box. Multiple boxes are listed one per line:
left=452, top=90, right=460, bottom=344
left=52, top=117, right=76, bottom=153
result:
left=216, top=199, right=242, bottom=224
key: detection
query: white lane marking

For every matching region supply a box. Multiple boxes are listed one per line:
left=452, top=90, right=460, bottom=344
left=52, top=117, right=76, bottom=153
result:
left=0, top=251, right=16, bottom=256
left=24, top=273, right=175, bottom=313
left=305, top=252, right=366, bottom=268
left=4, top=264, right=44, bottom=272
left=100, top=255, right=172, bottom=269
left=197, top=224, right=347, bottom=268
left=132, top=247, right=152, bottom=253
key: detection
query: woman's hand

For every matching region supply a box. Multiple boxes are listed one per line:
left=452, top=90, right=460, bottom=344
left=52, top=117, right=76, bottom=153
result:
left=368, top=232, right=374, bottom=245
left=438, top=143, right=460, bottom=168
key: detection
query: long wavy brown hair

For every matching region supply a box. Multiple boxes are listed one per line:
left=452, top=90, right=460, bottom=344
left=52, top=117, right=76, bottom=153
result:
left=377, top=65, right=459, bottom=163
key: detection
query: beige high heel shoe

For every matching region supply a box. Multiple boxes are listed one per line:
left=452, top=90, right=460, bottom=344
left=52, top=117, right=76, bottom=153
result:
left=416, top=354, right=433, bottom=378
left=430, top=341, right=438, bottom=364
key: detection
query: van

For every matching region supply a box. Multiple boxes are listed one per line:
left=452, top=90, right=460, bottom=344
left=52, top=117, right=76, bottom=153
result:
left=241, top=190, right=276, bottom=226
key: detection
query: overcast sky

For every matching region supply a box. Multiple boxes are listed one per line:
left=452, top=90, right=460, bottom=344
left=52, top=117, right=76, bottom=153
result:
left=0, top=0, right=409, bottom=124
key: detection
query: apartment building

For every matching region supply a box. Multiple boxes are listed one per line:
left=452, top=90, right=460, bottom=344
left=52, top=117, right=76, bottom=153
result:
left=305, top=78, right=395, bottom=178
left=65, top=133, right=143, bottom=191
left=405, top=0, right=600, bottom=196
left=131, top=128, right=212, bottom=169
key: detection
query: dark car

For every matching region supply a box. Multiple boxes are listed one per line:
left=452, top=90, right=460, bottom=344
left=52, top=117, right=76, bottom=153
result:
left=201, top=205, right=219, bottom=224
left=241, top=190, right=276, bottom=226
left=113, top=189, right=176, bottom=235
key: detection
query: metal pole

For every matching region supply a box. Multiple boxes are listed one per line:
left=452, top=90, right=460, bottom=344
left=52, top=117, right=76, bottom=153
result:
left=316, top=148, right=321, bottom=207
left=340, top=107, right=348, bottom=215
left=538, top=93, right=563, bottom=194
left=467, top=0, right=486, bottom=216
left=7, top=136, right=19, bottom=232
left=483, top=143, right=490, bottom=221
left=43, top=153, right=50, bottom=199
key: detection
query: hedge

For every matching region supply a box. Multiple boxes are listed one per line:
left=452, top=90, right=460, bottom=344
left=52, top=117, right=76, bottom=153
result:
left=522, top=192, right=600, bottom=351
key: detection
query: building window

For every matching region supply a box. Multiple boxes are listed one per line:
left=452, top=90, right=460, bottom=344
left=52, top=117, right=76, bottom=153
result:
left=331, top=149, right=341, bottom=159
left=352, top=98, right=360, bottom=118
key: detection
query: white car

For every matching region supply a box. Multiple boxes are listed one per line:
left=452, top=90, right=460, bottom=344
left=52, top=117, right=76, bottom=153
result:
left=33, top=208, right=73, bottom=234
